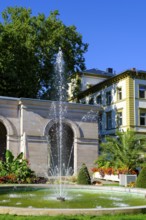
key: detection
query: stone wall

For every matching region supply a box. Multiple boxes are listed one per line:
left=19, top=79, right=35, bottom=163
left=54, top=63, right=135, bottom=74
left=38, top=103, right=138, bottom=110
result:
left=0, top=96, right=101, bottom=176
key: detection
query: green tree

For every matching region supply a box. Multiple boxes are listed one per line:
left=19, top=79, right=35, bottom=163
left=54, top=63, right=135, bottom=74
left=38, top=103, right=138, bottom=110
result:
left=96, top=130, right=146, bottom=172
left=69, top=73, right=81, bottom=100
left=0, top=7, right=88, bottom=99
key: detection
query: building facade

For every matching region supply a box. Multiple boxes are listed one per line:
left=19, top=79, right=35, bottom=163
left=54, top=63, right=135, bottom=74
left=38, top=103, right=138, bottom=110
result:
left=68, top=68, right=115, bottom=100
left=75, top=69, right=146, bottom=137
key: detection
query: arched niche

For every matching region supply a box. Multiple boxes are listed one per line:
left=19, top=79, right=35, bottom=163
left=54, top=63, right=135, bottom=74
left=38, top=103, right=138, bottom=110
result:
left=44, top=119, right=81, bottom=138
left=48, top=122, right=74, bottom=176
left=0, top=122, right=7, bottom=160
left=0, top=116, right=15, bottom=136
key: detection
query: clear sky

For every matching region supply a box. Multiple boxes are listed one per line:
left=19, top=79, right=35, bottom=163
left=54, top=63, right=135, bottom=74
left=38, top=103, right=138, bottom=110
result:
left=0, top=0, right=146, bottom=74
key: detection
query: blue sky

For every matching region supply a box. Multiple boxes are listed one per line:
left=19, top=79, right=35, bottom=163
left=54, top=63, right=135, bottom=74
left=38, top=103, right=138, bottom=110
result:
left=0, top=0, right=146, bottom=74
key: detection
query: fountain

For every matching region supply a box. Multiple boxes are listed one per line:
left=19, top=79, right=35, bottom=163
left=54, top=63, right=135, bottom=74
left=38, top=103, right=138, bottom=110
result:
left=0, top=185, right=146, bottom=216
left=47, top=48, right=101, bottom=202
left=0, top=49, right=146, bottom=216
left=51, top=48, right=66, bottom=201
left=47, top=48, right=75, bottom=201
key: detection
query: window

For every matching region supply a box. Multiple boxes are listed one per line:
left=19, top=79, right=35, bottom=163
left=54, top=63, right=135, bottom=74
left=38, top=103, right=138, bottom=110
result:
left=80, top=99, right=86, bottom=104
left=96, top=95, right=102, bottom=104
left=106, top=91, right=112, bottom=105
left=139, top=85, right=146, bottom=98
left=140, top=111, right=146, bottom=125
left=98, top=112, right=102, bottom=130
left=116, top=112, right=122, bottom=127
left=106, top=111, right=112, bottom=129
left=117, top=87, right=122, bottom=100
left=89, top=97, right=94, bottom=105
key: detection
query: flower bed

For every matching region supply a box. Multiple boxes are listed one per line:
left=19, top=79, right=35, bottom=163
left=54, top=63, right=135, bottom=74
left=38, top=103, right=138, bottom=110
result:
left=91, top=167, right=137, bottom=182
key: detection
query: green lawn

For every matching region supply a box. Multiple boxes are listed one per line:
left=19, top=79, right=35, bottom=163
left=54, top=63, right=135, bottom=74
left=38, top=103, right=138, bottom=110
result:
left=1, top=214, right=146, bottom=220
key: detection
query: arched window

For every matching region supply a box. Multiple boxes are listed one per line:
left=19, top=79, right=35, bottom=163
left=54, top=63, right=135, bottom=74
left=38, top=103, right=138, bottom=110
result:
left=48, top=123, right=74, bottom=176
left=0, top=122, right=7, bottom=161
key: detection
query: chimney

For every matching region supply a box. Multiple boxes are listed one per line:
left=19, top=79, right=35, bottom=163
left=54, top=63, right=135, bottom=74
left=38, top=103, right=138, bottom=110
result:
left=131, top=68, right=136, bottom=71
left=106, top=68, right=113, bottom=73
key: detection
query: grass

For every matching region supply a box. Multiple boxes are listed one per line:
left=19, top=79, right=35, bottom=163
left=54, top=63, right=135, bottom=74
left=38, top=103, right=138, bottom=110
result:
left=1, top=214, right=146, bottom=220
left=103, top=183, right=119, bottom=186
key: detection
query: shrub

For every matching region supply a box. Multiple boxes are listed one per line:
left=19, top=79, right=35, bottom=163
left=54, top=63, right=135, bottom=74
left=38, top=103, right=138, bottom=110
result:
left=77, top=163, right=91, bottom=185
left=0, top=150, right=35, bottom=183
left=136, top=167, right=146, bottom=188
left=0, top=150, right=48, bottom=184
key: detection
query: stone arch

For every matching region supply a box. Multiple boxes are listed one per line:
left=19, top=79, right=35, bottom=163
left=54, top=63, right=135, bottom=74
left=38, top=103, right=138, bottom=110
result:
left=0, top=116, right=15, bottom=136
left=44, top=119, right=80, bottom=176
left=48, top=122, right=74, bottom=176
left=0, top=116, right=17, bottom=159
left=0, top=122, right=7, bottom=160
left=44, top=119, right=81, bottom=139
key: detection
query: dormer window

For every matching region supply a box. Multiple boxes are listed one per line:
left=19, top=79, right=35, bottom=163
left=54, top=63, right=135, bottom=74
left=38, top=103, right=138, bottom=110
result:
left=86, top=83, right=93, bottom=89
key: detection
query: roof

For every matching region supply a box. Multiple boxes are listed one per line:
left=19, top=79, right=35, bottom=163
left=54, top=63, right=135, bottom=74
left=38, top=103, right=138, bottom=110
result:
left=76, top=69, right=146, bottom=100
left=83, top=68, right=115, bottom=77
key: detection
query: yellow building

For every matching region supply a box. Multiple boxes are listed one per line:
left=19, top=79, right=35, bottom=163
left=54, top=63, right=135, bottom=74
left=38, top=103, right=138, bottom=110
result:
left=75, top=68, right=146, bottom=137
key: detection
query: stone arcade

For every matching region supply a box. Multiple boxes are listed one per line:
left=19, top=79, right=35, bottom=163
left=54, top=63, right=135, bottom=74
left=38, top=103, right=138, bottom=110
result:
left=0, top=96, right=100, bottom=176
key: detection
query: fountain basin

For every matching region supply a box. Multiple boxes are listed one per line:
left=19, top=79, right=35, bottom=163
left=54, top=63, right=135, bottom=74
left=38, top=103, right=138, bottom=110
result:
left=0, top=185, right=146, bottom=216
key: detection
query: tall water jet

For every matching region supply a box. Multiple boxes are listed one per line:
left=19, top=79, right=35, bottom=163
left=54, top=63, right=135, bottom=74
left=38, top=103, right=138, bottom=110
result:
left=49, top=48, right=69, bottom=201
left=47, top=48, right=99, bottom=201
left=57, top=48, right=64, bottom=200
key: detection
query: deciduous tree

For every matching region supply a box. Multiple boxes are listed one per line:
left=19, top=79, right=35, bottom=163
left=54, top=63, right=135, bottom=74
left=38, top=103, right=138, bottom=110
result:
left=0, top=7, right=88, bottom=99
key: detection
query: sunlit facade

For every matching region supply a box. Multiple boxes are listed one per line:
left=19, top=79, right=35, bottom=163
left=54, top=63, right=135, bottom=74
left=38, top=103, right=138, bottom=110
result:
left=74, top=68, right=146, bottom=137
